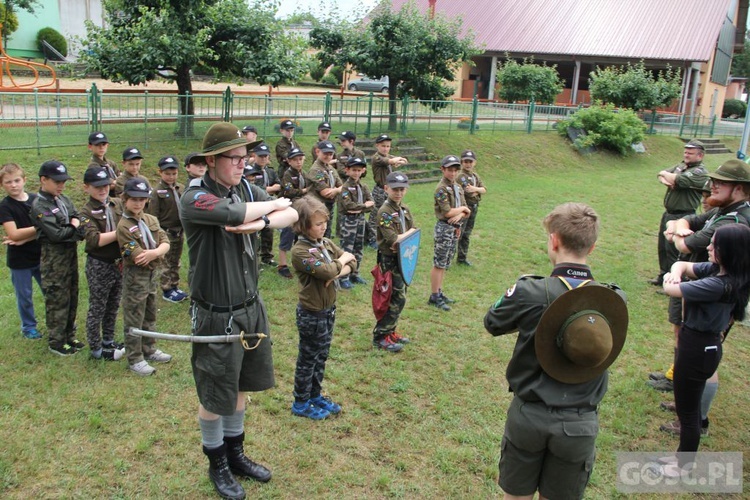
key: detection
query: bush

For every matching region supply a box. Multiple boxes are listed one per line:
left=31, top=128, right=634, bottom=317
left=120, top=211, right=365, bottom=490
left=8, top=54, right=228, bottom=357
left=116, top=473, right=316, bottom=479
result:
left=556, top=102, right=647, bottom=155
left=37, top=27, right=68, bottom=57
left=321, top=73, right=339, bottom=86
left=329, top=65, right=344, bottom=84
left=309, top=61, right=325, bottom=82
left=722, top=99, right=747, bottom=118
left=0, top=4, right=19, bottom=39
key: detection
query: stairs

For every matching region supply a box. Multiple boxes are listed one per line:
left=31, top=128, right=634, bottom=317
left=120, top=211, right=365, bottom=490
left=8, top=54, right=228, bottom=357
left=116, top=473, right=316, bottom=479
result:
left=356, top=137, right=442, bottom=185
left=681, top=137, right=731, bottom=155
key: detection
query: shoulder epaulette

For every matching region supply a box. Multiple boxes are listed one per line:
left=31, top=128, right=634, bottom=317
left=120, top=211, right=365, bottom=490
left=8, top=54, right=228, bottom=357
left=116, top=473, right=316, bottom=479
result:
left=519, top=274, right=545, bottom=280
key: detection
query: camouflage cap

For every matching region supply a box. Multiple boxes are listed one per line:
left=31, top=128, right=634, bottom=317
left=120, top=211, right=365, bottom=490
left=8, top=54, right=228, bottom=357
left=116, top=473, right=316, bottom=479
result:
left=201, top=122, right=259, bottom=156
left=684, top=140, right=705, bottom=151
left=708, top=159, right=750, bottom=183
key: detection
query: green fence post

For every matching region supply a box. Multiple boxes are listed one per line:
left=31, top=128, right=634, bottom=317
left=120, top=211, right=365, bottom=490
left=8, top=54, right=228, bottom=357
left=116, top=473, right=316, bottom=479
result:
left=527, top=100, right=536, bottom=134
left=400, top=95, right=409, bottom=135
left=679, top=113, right=686, bottom=137
left=33, top=89, right=41, bottom=155
left=90, top=83, right=99, bottom=132
left=709, top=114, right=717, bottom=137
left=324, top=92, right=332, bottom=123
left=649, top=110, right=657, bottom=135
left=470, top=93, right=479, bottom=135
left=365, top=93, right=374, bottom=137
left=223, top=86, right=232, bottom=122
left=143, top=91, right=149, bottom=148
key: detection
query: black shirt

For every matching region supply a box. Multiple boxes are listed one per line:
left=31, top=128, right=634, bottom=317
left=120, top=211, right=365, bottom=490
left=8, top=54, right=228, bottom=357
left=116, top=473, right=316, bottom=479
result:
left=0, top=193, right=41, bottom=269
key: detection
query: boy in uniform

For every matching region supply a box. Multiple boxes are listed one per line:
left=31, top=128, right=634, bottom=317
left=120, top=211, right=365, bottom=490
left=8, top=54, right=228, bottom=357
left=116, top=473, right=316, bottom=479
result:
left=456, top=150, right=487, bottom=266
left=242, top=126, right=258, bottom=164
left=246, top=143, right=282, bottom=267
left=373, top=172, right=417, bottom=352
left=338, top=156, right=374, bottom=289
left=275, top=119, right=299, bottom=180
left=484, top=202, right=627, bottom=500
left=278, top=147, right=311, bottom=279
left=81, top=166, right=126, bottom=360
left=368, top=134, right=408, bottom=249
left=114, top=147, right=145, bottom=197
left=0, top=163, right=43, bottom=339
left=87, top=131, right=120, bottom=195
left=336, top=131, right=366, bottom=181
left=117, top=178, right=172, bottom=376
left=147, top=156, right=188, bottom=303
left=308, top=140, right=343, bottom=239
left=31, top=161, right=86, bottom=356
left=310, top=122, right=334, bottom=160
left=429, top=155, right=470, bottom=312
left=184, top=152, right=207, bottom=182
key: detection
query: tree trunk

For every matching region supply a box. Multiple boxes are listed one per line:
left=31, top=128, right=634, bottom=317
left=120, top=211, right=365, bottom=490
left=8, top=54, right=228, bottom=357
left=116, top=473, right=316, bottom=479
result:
left=388, top=85, right=398, bottom=131
left=175, top=64, right=194, bottom=137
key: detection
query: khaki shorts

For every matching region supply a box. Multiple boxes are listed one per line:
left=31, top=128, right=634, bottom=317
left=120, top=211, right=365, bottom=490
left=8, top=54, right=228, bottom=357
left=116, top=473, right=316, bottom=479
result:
left=190, top=298, right=274, bottom=416
left=499, top=397, right=597, bottom=500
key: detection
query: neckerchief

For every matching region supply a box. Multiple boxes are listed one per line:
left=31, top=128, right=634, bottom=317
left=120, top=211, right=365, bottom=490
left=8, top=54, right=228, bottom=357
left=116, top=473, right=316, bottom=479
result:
left=451, top=183, right=461, bottom=209
left=104, top=199, right=116, bottom=232
left=55, top=196, right=70, bottom=224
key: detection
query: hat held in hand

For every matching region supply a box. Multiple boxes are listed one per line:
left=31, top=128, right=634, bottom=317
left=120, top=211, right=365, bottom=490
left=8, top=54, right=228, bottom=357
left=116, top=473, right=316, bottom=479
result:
left=535, top=285, right=627, bottom=384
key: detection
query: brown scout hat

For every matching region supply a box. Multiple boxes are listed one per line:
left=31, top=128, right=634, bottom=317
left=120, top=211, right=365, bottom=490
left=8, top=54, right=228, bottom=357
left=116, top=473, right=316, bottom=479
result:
left=535, top=285, right=628, bottom=384
left=707, top=159, right=750, bottom=183
left=202, top=123, right=261, bottom=156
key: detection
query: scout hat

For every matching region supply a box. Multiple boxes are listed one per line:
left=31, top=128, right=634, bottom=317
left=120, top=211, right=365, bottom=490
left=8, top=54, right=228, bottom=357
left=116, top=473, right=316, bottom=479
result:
left=441, top=155, right=461, bottom=168
left=184, top=152, right=206, bottom=167
left=124, top=178, right=152, bottom=198
left=385, top=171, right=409, bottom=188
left=158, top=156, right=180, bottom=170
left=241, top=125, right=257, bottom=134
left=122, top=147, right=143, bottom=161
left=279, top=120, right=296, bottom=130
left=252, top=143, right=271, bottom=156
left=88, top=132, right=108, bottom=145
left=535, top=286, right=628, bottom=384
left=707, top=159, right=750, bottom=183
left=317, top=141, right=336, bottom=153
left=286, top=147, right=305, bottom=159
left=38, top=160, right=72, bottom=181
left=346, top=157, right=367, bottom=168
left=201, top=122, right=260, bottom=156
left=339, top=131, right=356, bottom=141
left=684, top=139, right=705, bottom=151
left=83, top=166, right=112, bottom=187
left=375, top=134, right=391, bottom=143
left=461, top=150, right=476, bottom=160
left=318, top=122, right=332, bottom=131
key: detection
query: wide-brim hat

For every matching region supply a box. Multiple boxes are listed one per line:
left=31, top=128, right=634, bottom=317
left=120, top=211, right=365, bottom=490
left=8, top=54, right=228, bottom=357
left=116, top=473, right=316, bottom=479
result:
left=202, top=122, right=261, bottom=157
left=708, top=159, right=750, bottom=183
left=536, top=285, right=628, bottom=384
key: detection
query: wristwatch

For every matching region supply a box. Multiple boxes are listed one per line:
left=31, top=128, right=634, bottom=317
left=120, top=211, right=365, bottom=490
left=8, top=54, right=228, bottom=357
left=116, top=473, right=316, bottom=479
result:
left=261, top=215, right=270, bottom=229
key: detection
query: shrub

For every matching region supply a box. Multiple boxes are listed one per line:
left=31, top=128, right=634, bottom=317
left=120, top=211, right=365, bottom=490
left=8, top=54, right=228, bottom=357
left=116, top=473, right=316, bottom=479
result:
left=556, top=102, right=647, bottom=155
left=722, top=99, right=747, bottom=118
left=37, top=27, right=68, bottom=57
left=329, top=65, right=344, bottom=85
left=0, top=4, right=19, bottom=39
left=496, top=57, right=564, bottom=104
left=309, top=61, right=325, bottom=82
left=321, top=73, right=338, bottom=86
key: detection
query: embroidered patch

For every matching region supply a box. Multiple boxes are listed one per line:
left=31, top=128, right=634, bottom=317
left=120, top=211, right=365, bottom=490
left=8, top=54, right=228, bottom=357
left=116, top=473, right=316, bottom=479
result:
left=194, top=192, right=220, bottom=211
left=342, top=191, right=350, bottom=199
left=51, top=207, right=60, bottom=214
left=379, top=212, right=395, bottom=227
left=505, top=284, right=516, bottom=297
left=157, top=189, right=169, bottom=194
left=128, top=225, right=139, bottom=233
left=435, top=190, right=448, bottom=202
left=91, top=209, right=103, bottom=214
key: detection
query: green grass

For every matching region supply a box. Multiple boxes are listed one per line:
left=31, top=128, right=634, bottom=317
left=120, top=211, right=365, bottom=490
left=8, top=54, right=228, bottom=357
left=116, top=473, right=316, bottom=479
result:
left=1, top=132, right=749, bottom=498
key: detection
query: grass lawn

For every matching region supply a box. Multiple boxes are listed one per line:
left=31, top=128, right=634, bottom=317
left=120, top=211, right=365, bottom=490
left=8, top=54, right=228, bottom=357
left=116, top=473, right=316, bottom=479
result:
left=0, top=131, right=748, bottom=499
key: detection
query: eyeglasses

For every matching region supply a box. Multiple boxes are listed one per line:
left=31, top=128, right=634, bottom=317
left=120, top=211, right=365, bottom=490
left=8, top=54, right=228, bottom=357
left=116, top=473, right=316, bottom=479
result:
left=710, top=179, right=730, bottom=188
left=218, top=154, right=250, bottom=166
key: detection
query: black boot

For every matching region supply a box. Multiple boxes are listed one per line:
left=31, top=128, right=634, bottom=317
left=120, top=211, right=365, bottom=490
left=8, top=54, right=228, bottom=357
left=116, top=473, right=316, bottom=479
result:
left=204, top=444, right=246, bottom=500
left=224, top=433, right=272, bottom=483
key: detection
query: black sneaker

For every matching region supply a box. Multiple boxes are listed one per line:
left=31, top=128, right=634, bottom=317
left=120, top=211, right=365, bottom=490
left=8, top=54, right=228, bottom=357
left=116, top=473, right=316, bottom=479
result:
left=69, top=338, right=86, bottom=351
left=647, top=378, right=673, bottom=392
left=277, top=265, right=293, bottom=279
left=428, top=295, right=451, bottom=311
left=457, top=260, right=472, bottom=266
left=49, top=344, right=77, bottom=356
left=440, top=292, right=456, bottom=304
left=262, top=259, right=278, bottom=267
left=103, top=341, right=125, bottom=350
left=649, top=371, right=667, bottom=381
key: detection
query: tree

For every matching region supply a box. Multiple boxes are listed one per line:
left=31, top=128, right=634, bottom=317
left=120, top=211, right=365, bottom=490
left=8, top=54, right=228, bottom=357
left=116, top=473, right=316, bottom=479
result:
left=2, top=0, right=39, bottom=42
left=495, top=57, right=564, bottom=104
left=730, top=39, right=750, bottom=80
left=80, top=0, right=308, bottom=136
left=589, top=61, right=682, bottom=111
left=310, top=0, right=479, bottom=130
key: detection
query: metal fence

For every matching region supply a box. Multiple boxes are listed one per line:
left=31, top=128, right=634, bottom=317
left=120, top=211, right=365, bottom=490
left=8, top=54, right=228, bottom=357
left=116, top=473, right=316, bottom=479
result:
left=0, top=84, right=742, bottom=153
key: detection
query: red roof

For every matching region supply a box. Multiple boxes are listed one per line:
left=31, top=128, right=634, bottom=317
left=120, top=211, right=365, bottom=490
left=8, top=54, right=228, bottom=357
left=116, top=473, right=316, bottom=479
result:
left=387, top=0, right=733, bottom=62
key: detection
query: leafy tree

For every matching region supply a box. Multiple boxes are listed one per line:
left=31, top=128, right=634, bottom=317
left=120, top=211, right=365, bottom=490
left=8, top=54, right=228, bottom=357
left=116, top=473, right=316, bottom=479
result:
left=495, top=57, right=564, bottom=104
left=310, top=0, right=479, bottom=130
left=80, top=0, right=308, bottom=136
left=730, top=39, right=750, bottom=79
left=556, top=101, right=646, bottom=155
left=285, top=11, right=320, bottom=27
left=2, top=0, right=39, bottom=41
left=589, top=61, right=682, bottom=111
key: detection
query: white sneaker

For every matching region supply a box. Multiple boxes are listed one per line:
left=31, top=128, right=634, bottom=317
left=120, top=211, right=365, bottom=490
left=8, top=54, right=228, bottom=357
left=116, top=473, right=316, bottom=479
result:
left=129, top=360, right=156, bottom=376
left=145, top=349, right=172, bottom=363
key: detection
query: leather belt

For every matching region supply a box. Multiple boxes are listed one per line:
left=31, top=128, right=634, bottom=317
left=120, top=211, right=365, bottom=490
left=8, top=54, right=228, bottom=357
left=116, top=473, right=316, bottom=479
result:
left=193, top=294, right=257, bottom=313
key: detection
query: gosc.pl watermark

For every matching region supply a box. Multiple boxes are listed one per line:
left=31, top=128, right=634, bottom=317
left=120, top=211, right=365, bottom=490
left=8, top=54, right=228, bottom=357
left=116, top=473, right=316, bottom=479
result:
left=616, top=452, right=742, bottom=493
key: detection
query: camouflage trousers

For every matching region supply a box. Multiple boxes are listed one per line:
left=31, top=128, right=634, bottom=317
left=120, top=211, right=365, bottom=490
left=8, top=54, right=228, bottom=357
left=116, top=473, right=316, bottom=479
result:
left=122, top=265, right=160, bottom=365
left=85, top=256, right=123, bottom=351
left=457, top=203, right=479, bottom=262
left=161, top=229, right=184, bottom=292
left=373, top=255, right=407, bottom=338
left=41, top=243, right=79, bottom=347
left=259, top=227, right=275, bottom=263
left=293, top=304, right=335, bottom=402
left=367, top=185, right=387, bottom=244
left=433, top=220, right=459, bottom=269
left=340, top=213, right=365, bottom=277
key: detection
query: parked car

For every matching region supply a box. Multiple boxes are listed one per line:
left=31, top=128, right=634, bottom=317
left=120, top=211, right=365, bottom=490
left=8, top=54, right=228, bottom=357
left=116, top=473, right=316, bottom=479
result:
left=347, top=75, right=389, bottom=93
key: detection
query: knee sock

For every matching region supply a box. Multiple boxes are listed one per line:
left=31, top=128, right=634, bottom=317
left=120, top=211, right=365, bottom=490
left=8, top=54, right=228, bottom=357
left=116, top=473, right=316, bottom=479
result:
left=222, top=409, right=245, bottom=439
left=199, top=417, right=224, bottom=449
left=700, top=381, right=718, bottom=422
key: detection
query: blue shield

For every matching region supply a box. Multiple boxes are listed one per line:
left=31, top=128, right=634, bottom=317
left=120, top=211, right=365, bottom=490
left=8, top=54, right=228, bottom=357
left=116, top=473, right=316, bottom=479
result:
left=398, top=229, right=421, bottom=286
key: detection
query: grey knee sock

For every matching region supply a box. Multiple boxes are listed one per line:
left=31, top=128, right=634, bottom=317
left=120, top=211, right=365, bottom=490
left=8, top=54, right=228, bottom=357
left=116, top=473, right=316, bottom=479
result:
left=222, top=409, right=245, bottom=439
left=700, top=381, right=718, bottom=421
left=199, top=417, right=224, bottom=449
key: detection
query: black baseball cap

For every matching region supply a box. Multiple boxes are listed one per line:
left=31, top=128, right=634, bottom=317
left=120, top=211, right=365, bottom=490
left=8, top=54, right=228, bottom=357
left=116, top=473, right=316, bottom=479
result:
left=375, top=134, right=391, bottom=144
left=184, top=152, right=206, bottom=167
left=122, top=147, right=143, bottom=161
left=346, top=157, right=367, bottom=168
left=38, top=160, right=72, bottom=181
left=242, top=125, right=258, bottom=134
left=461, top=150, right=476, bottom=160
left=317, top=141, right=336, bottom=153
left=441, top=155, right=461, bottom=168
left=88, top=132, right=108, bottom=145
left=158, top=156, right=180, bottom=170
left=83, top=166, right=112, bottom=187
left=252, top=143, right=271, bottom=156
left=339, top=131, right=356, bottom=141
left=385, top=171, right=409, bottom=188
left=279, top=120, right=296, bottom=130
left=286, top=147, right=305, bottom=159
left=318, top=122, right=332, bottom=131
left=123, top=178, right=151, bottom=198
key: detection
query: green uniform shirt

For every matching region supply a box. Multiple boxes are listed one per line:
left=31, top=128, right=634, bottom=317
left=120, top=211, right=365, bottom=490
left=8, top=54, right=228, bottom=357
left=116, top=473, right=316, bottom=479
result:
left=376, top=198, right=414, bottom=257
left=484, top=263, right=626, bottom=408
left=180, top=175, right=270, bottom=305
left=336, top=146, right=366, bottom=181
left=663, top=161, right=708, bottom=213
left=275, top=136, right=299, bottom=178
left=434, top=177, right=466, bottom=221
left=457, top=169, right=485, bottom=205
left=81, top=196, right=124, bottom=262
left=371, top=152, right=393, bottom=187
left=281, top=167, right=312, bottom=200
left=291, top=236, right=354, bottom=311
left=308, top=159, right=342, bottom=205
left=30, top=191, right=85, bottom=245
left=682, top=200, right=750, bottom=262
left=339, top=179, right=373, bottom=215
left=147, top=179, right=183, bottom=230
left=117, top=210, right=168, bottom=270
